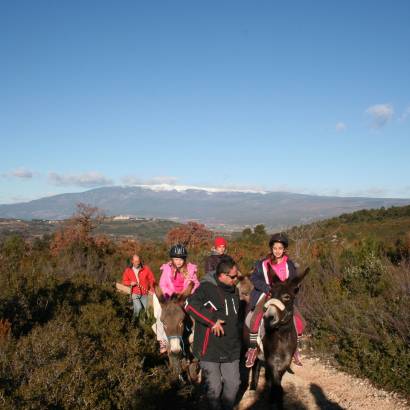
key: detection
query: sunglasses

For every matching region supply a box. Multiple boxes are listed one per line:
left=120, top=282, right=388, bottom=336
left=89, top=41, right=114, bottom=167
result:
left=223, top=273, right=238, bottom=280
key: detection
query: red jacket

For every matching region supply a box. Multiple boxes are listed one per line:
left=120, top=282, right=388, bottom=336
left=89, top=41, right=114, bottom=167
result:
left=122, top=265, right=156, bottom=295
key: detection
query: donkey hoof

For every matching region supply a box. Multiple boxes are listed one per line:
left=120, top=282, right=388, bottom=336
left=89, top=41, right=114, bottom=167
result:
left=247, top=389, right=257, bottom=397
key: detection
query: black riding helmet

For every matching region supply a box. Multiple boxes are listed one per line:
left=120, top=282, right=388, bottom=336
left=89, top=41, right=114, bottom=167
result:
left=269, top=233, right=289, bottom=248
left=169, top=244, right=188, bottom=259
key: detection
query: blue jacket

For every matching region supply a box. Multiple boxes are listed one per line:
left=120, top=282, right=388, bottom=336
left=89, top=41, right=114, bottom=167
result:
left=249, top=257, right=298, bottom=309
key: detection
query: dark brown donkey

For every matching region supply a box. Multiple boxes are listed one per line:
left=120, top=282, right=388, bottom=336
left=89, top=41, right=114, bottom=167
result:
left=155, top=282, right=199, bottom=381
left=243, top=266, right=309, bottom=409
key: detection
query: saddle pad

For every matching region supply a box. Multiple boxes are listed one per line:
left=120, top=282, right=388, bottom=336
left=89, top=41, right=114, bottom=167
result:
left=116, top=283, right=131, bottom=294
left=152, top=293, right=161, bottom=319
left=245, top=311, right=265, bottom=354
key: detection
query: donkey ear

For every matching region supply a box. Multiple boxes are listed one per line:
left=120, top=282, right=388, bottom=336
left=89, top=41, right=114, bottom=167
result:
left=154, top=284, right=166, bottom=304
left=291, top=267, right=310, bottom=286
left=177, top=281, right=194, bottom=303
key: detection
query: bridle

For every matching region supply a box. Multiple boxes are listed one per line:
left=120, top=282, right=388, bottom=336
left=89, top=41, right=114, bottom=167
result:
left=167, top=335, right=187, bottom=356
left=263, top=298, right=294, bottom=328
left=162, top=302, right=190, bottom=357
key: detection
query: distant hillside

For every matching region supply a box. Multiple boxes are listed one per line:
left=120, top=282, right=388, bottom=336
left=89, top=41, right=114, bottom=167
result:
left=94, top=218, right=180, bottom=241
left=0, top=218, right=181, bottom=242
left=1, top=186, right=410, bottom=230
left=286, top=205, right=410, bottom=254
left=0, top=219, right=57, bottom=240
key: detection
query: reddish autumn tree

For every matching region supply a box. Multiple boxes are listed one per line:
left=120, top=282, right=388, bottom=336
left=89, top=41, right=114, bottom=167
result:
left=117, top=239, right=141, bottom=259
left=166, top=221, right=212, bottom=250
left=50, top=203, right=104, bottom=256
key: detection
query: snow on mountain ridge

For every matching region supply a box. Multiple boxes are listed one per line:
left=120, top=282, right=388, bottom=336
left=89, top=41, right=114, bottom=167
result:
left=125, top=183, right=268, bottom=194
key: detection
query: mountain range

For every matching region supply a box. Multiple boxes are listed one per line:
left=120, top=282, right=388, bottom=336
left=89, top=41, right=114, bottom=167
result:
left=1, top=185, right=410, bottom=230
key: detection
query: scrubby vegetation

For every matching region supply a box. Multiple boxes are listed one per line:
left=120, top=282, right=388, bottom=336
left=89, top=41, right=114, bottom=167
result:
left=0, top=204, right=409, bottom=408
left=284, top=208, right=410, bottom=395
left=0, top=206, right=196, bottom=409
left=301, top=240, right=410, bottom=394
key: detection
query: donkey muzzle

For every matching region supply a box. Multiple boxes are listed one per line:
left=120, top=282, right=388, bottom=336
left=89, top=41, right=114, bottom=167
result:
left=263, top=298, right=285, bottom=324
left=167, top=336, right=184, bottom=354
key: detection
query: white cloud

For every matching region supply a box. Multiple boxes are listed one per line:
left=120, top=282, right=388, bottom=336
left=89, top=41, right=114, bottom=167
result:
left=48, top=171, right=113, bottom=187
left=1, top=168, right=34, bottom=178
left=335, top=122, right=347, bottom=132
left=12, top=168, right=33, bottom=178
left=365, top=103, right=394, bottom=128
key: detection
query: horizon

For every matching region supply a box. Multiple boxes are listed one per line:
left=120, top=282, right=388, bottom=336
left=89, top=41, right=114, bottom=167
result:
left=1, top=1, right=410, bottom=203
left=1, top=183, right=410, bottom=207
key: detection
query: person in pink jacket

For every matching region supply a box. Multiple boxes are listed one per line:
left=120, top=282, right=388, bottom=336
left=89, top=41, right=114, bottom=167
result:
left=156, top=244, right=199, bottom=353
left=159, top=244, right=200, bottom=298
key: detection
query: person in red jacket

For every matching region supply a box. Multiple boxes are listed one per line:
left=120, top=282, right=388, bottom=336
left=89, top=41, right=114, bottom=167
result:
left=122, top=254, right=156, bottom=318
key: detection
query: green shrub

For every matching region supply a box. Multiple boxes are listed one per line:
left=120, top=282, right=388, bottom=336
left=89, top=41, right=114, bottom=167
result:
left=341, top=252, right=387, bottom=297
left=1, top=210, right=410, bottom=405
left=0, top=282, right=197, bottom=409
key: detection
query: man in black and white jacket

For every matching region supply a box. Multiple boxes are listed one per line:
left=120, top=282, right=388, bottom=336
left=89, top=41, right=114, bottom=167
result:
left=185, top=256, right=241, bottom=410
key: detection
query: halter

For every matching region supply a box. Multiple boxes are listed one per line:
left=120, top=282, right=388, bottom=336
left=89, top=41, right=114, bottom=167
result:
left=277, top=308, right=293, bottom=326
left=263, top=298, right=293, bottom=328
left=167, top=335, right=187, bottom=356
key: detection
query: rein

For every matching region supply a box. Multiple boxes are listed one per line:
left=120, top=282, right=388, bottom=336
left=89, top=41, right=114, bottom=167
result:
left=167, top=335, right=187, bottom=356
left=278, top=309, right=293, bottom=326
left=130, top=267, right=150, bottom=298
left=131, top=283, right=149, bottom=293
left=263, top=298, right=294, bottom=328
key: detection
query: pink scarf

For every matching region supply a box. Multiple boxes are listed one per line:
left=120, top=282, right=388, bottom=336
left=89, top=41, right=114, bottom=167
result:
left=172, top=269, right=185, bottom=293
left=269, top=255, right=289, bottom=282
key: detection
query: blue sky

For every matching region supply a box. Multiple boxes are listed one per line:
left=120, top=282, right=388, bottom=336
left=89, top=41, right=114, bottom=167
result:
left=1, top=0, right=410, bottom=204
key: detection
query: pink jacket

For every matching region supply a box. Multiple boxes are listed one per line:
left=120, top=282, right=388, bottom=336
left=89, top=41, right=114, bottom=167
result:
left=159, top=262, right=200, bottom=298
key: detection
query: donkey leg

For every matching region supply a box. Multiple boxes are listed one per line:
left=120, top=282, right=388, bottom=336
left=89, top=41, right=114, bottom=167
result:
left=249, top=359, right=261, bottom=391
left=265, top=365, right=284, bottom=409
left=270, top=379, right=284, bottom=410
left=168, top=353, right=182, bottom=378
left=264, top=364, right=273, bottom=397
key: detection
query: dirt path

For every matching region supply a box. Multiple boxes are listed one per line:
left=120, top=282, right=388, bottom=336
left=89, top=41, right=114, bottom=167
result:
left=238, top=356, right=409, bottom=410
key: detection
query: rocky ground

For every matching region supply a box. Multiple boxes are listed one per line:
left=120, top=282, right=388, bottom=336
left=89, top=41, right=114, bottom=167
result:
left=237, top=356, right=409, bottom=410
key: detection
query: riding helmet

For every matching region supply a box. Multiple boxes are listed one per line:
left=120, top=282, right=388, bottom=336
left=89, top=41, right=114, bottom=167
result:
left=169, top=244, right=188, bottom=259
left=269, top=233, right=289, bottom=248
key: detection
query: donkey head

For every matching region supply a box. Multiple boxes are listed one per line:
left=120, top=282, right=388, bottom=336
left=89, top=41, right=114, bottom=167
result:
left=263, top=267, right=309, bottom=330
left=155, top=281, right=194, bottom=354
left=237, top=273, right=252, bottom=304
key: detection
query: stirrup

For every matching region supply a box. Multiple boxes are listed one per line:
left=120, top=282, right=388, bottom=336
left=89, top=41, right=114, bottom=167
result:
left=293, top=350, right=303, bottom=366
left=245, top=347, right=258, bottom=368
